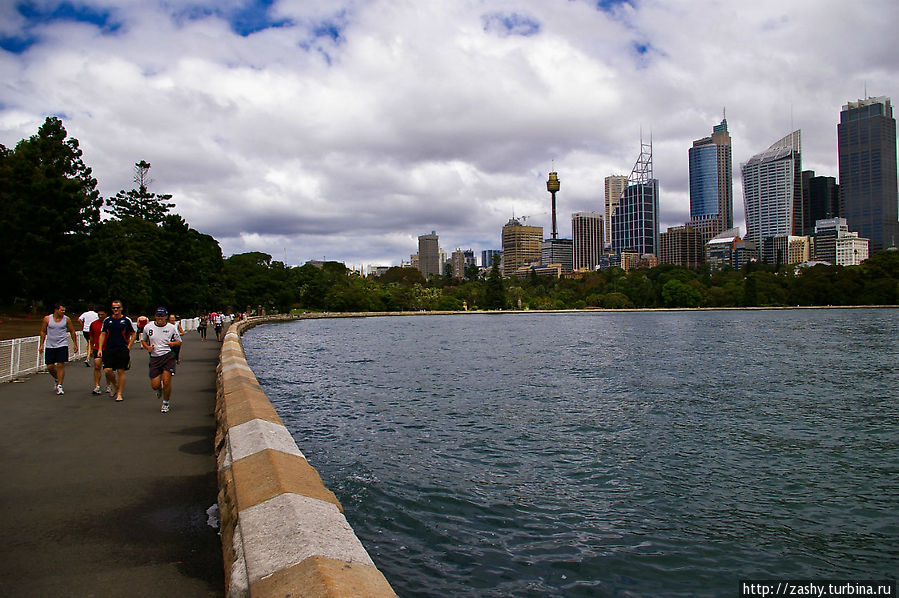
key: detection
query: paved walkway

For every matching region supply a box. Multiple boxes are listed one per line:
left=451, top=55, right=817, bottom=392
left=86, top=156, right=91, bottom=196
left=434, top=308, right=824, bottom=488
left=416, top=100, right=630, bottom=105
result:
left=0, top=331, right=224, bottom=597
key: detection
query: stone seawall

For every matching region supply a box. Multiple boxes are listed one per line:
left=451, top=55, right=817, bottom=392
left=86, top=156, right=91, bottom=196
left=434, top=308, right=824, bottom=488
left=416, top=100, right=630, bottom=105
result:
left=214, top=315, right=396, bottom=597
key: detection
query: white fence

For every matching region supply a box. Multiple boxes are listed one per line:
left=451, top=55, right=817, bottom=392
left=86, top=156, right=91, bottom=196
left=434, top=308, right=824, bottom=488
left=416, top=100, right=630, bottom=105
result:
left=0, top=318, right=198, bottom=383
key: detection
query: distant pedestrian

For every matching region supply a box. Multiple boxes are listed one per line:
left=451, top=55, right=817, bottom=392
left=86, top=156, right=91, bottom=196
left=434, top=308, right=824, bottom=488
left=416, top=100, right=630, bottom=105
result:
left=78, top=307, right=99, bottom=366
left=197, top=313, right=208, bottom=341
left=141, top=307, right=182, bottom=413
left=213, top=312, right=223, bottom=342
left=39, top=302, right=79, bottom=395
left=136, top=314, right=149, bottom=339
left=98, top=300, right=135, bottom=402
left=168, top=314, right=184, bottom=364
left=88, top=309, right=106, bottom=394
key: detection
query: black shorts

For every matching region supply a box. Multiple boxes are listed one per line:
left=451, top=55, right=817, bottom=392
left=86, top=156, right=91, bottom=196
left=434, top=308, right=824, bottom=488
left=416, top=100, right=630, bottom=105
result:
left=103, top=348, right=131, bottom=371
left=45, top=346, right=69, bottom=365
left=148, top=352, right=177, bottom=378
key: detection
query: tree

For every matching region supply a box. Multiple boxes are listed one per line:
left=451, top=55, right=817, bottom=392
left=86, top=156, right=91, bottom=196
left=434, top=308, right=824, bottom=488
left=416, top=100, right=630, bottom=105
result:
left=483, top=254, right=506, bottom=309
left=0, top=117, right=102, bottom=307
left=106, top=160, right=175, bottom=223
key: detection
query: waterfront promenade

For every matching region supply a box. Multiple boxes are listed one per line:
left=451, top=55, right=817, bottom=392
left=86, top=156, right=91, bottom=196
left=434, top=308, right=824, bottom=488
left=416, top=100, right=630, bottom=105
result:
left=0, top=332, right=224, bottom=597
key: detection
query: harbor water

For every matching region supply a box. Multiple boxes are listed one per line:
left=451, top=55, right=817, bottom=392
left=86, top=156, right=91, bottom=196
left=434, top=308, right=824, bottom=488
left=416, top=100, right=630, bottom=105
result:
left=242, top=309, right=898, bottom=597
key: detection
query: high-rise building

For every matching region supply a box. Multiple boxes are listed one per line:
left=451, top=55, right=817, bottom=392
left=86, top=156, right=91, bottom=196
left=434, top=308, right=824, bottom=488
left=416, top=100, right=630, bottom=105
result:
left=451, top=248, right=466, bottom=279
left=501, top=218, right=542, bottom=277
left=417, top=231, right=440, bottom=279
left=706, top=227, right=742, bottom=270
left=659, top=224, right=704, bottom=269
left=612, top=138, right=659, bottom=257
left=688, top=117, right=733, bottom=244
left=481, top=249, right=502, bottom=268
left=801, top=171, right=840, bottom=236
left=541, top=238, right=573, bottom=272
left=813, top=217, right=869, bottom=265
left=838, top=96, right=899, bottom=253
left=604, top=175, right=628, bottom=246
left=741, top=130, right=802, bottom=263
left=571, top=212, right=605, bottom=271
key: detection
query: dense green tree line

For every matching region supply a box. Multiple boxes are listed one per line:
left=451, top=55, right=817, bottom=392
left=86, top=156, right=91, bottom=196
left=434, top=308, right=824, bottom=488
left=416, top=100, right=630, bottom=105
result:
left=222, top=250, right=898, bottom=313
left=2, top=117, right=898, bottom=317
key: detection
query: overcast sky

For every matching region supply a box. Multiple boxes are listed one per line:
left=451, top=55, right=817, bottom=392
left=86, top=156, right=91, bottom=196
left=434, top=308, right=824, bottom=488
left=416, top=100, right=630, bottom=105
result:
left=2, top=0, right=897, bottom=267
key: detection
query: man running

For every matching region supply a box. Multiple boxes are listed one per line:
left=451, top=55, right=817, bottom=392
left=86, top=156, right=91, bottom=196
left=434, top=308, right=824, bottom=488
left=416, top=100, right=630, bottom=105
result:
left=39, top=302, right=79, bottom=395
left=98, top=300, right=135, bottom=402
left=140, top=307, right=182, bottom=413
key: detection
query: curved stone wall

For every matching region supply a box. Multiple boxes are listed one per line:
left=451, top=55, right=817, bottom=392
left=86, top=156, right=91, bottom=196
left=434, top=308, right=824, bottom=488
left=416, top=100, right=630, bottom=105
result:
left=215, top=316, right=396, bottom=597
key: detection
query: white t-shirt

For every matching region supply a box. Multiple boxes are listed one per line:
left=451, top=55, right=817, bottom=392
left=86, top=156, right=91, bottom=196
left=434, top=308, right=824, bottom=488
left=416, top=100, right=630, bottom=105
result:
left=142, top=322, right=182, bottom=357
left=79, top=310, right=99, bottom=332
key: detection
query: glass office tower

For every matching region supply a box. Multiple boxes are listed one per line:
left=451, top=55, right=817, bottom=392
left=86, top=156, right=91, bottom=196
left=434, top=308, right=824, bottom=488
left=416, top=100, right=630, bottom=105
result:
left=689, top=118, right=733, bottom=241
left=838, top=96, right=899, bottom=252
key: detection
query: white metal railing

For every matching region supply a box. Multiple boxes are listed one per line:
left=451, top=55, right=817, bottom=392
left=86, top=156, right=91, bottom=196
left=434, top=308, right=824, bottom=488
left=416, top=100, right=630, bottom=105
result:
left=0, top=334, right=88, bottom=383
left=0, top=318, right=197, bottom=383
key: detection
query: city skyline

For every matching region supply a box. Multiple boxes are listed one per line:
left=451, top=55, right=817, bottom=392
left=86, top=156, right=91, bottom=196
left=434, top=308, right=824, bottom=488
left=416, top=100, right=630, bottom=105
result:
left=1, top=1, right=897, bottom=267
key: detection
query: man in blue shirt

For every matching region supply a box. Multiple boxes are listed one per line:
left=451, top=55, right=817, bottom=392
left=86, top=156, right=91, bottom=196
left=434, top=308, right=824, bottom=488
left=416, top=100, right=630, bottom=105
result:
left=97, top=300, right=135, bottom=402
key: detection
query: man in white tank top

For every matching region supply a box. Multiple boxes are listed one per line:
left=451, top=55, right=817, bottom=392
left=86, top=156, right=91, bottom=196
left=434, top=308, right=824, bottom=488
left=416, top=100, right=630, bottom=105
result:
left=39, top=302, right=79, bottom=395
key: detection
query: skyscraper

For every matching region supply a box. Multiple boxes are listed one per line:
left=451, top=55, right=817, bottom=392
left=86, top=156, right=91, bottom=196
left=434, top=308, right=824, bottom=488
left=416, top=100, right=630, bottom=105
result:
left=417, top=231, right=440, bottom=279
left=501, top=218, right=542, bottom=276
left=571, top=212, right=604, bottom=271
left=741, top=130, right=802, bottom=263
left=838, top=96, right=899, bottom=252
left=612, top=137, right=659, bottom=257
left=604, top=175, right=628, bottom=246
left=800, top=171, right=840, bottom=236
left=688, top=117, right=733, bottom=243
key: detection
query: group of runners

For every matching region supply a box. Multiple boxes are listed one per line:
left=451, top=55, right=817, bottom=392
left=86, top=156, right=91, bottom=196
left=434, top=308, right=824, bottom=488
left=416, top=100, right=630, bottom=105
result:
left=37, top=300, right=218, bottom=414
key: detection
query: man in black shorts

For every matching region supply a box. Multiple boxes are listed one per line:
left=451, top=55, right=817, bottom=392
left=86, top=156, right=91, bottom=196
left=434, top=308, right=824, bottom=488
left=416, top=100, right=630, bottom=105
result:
left=98, top=300, right=135, bottom=402
left=140, top=307, right=182, bottom=413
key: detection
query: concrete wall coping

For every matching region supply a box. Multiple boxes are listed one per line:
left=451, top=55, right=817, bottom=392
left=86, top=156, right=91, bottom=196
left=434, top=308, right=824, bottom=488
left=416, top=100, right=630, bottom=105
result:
left=215, top=315, right=396, bottom=598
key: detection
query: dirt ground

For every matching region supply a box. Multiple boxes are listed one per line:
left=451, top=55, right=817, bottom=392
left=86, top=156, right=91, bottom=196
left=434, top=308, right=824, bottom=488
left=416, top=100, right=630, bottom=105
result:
left=0, top=316, right=45, bottom=341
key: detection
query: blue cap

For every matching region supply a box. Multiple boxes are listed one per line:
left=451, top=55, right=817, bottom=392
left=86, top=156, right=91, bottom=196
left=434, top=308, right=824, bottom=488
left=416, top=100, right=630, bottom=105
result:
left=155, top=307, right=168, bottom=317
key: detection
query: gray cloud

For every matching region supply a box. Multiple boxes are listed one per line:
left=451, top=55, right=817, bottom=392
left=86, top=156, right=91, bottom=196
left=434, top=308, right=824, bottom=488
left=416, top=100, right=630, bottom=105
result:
left=2, top=0, right=897, bottom=267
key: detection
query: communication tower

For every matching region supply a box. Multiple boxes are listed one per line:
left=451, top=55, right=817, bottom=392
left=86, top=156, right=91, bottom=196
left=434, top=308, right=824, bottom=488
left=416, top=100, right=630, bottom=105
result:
left=547, top=171, right=561, bottom=239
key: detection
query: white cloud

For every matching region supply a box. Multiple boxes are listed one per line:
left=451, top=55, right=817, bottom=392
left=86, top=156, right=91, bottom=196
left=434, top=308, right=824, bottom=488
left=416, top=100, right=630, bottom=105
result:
left=2, top=0, right=897, bottom=266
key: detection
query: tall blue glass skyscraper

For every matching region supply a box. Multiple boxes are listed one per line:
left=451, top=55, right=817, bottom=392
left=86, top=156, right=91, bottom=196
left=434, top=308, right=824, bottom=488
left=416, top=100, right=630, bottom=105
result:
left=688, top=118, right=733, bottom=241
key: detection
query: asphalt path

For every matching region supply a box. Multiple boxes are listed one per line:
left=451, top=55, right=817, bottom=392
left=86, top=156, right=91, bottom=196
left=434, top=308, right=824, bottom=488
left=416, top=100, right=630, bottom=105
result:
left=0, top=329, right=224, bottom=597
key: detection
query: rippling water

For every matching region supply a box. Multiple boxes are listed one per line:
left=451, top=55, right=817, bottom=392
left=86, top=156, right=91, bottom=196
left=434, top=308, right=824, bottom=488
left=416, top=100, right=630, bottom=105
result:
left=242, top=309, right=899, bottom=597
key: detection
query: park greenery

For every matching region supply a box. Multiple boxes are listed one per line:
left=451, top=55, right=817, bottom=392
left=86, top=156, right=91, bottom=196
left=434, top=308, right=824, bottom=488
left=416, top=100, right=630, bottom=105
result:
left=2, top=117, right=898, bottom=317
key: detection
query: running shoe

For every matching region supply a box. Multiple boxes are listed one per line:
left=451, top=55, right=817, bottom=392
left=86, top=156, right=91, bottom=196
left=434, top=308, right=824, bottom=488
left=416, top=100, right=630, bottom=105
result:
left=92, top=385, right=101, bottom=395
left=161, top=401, right=170, bottom=413
left=105, top=384, right=112, bottom=394
left=115, top=395, right=123, bottom=402
left=56, top=384, right=64, bottom=395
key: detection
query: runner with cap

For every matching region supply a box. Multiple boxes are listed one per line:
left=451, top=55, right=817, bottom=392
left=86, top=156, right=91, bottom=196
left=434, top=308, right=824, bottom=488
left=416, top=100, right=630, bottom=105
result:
left=140, top=307, right=182, bottom=413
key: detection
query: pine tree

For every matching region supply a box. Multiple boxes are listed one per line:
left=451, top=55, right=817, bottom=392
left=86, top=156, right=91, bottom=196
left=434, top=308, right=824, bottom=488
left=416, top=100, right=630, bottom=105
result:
left=106, top=160, right=175, bottom=223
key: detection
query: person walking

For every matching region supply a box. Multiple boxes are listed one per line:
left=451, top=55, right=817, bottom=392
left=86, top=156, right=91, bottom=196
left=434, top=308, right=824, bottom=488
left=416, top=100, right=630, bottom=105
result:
left=213, top=311, right=223, bottom=342
left=88, top=309, right=106, bottom=394
left=98, top=300, right=135, bottom=402
left=141, top=307, right=182, bottom=413
left=197, top=313, right=208, bottom=341
left=39, top=302, right=79, bottom=395
left=78, top=307, right=99, bottom=366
